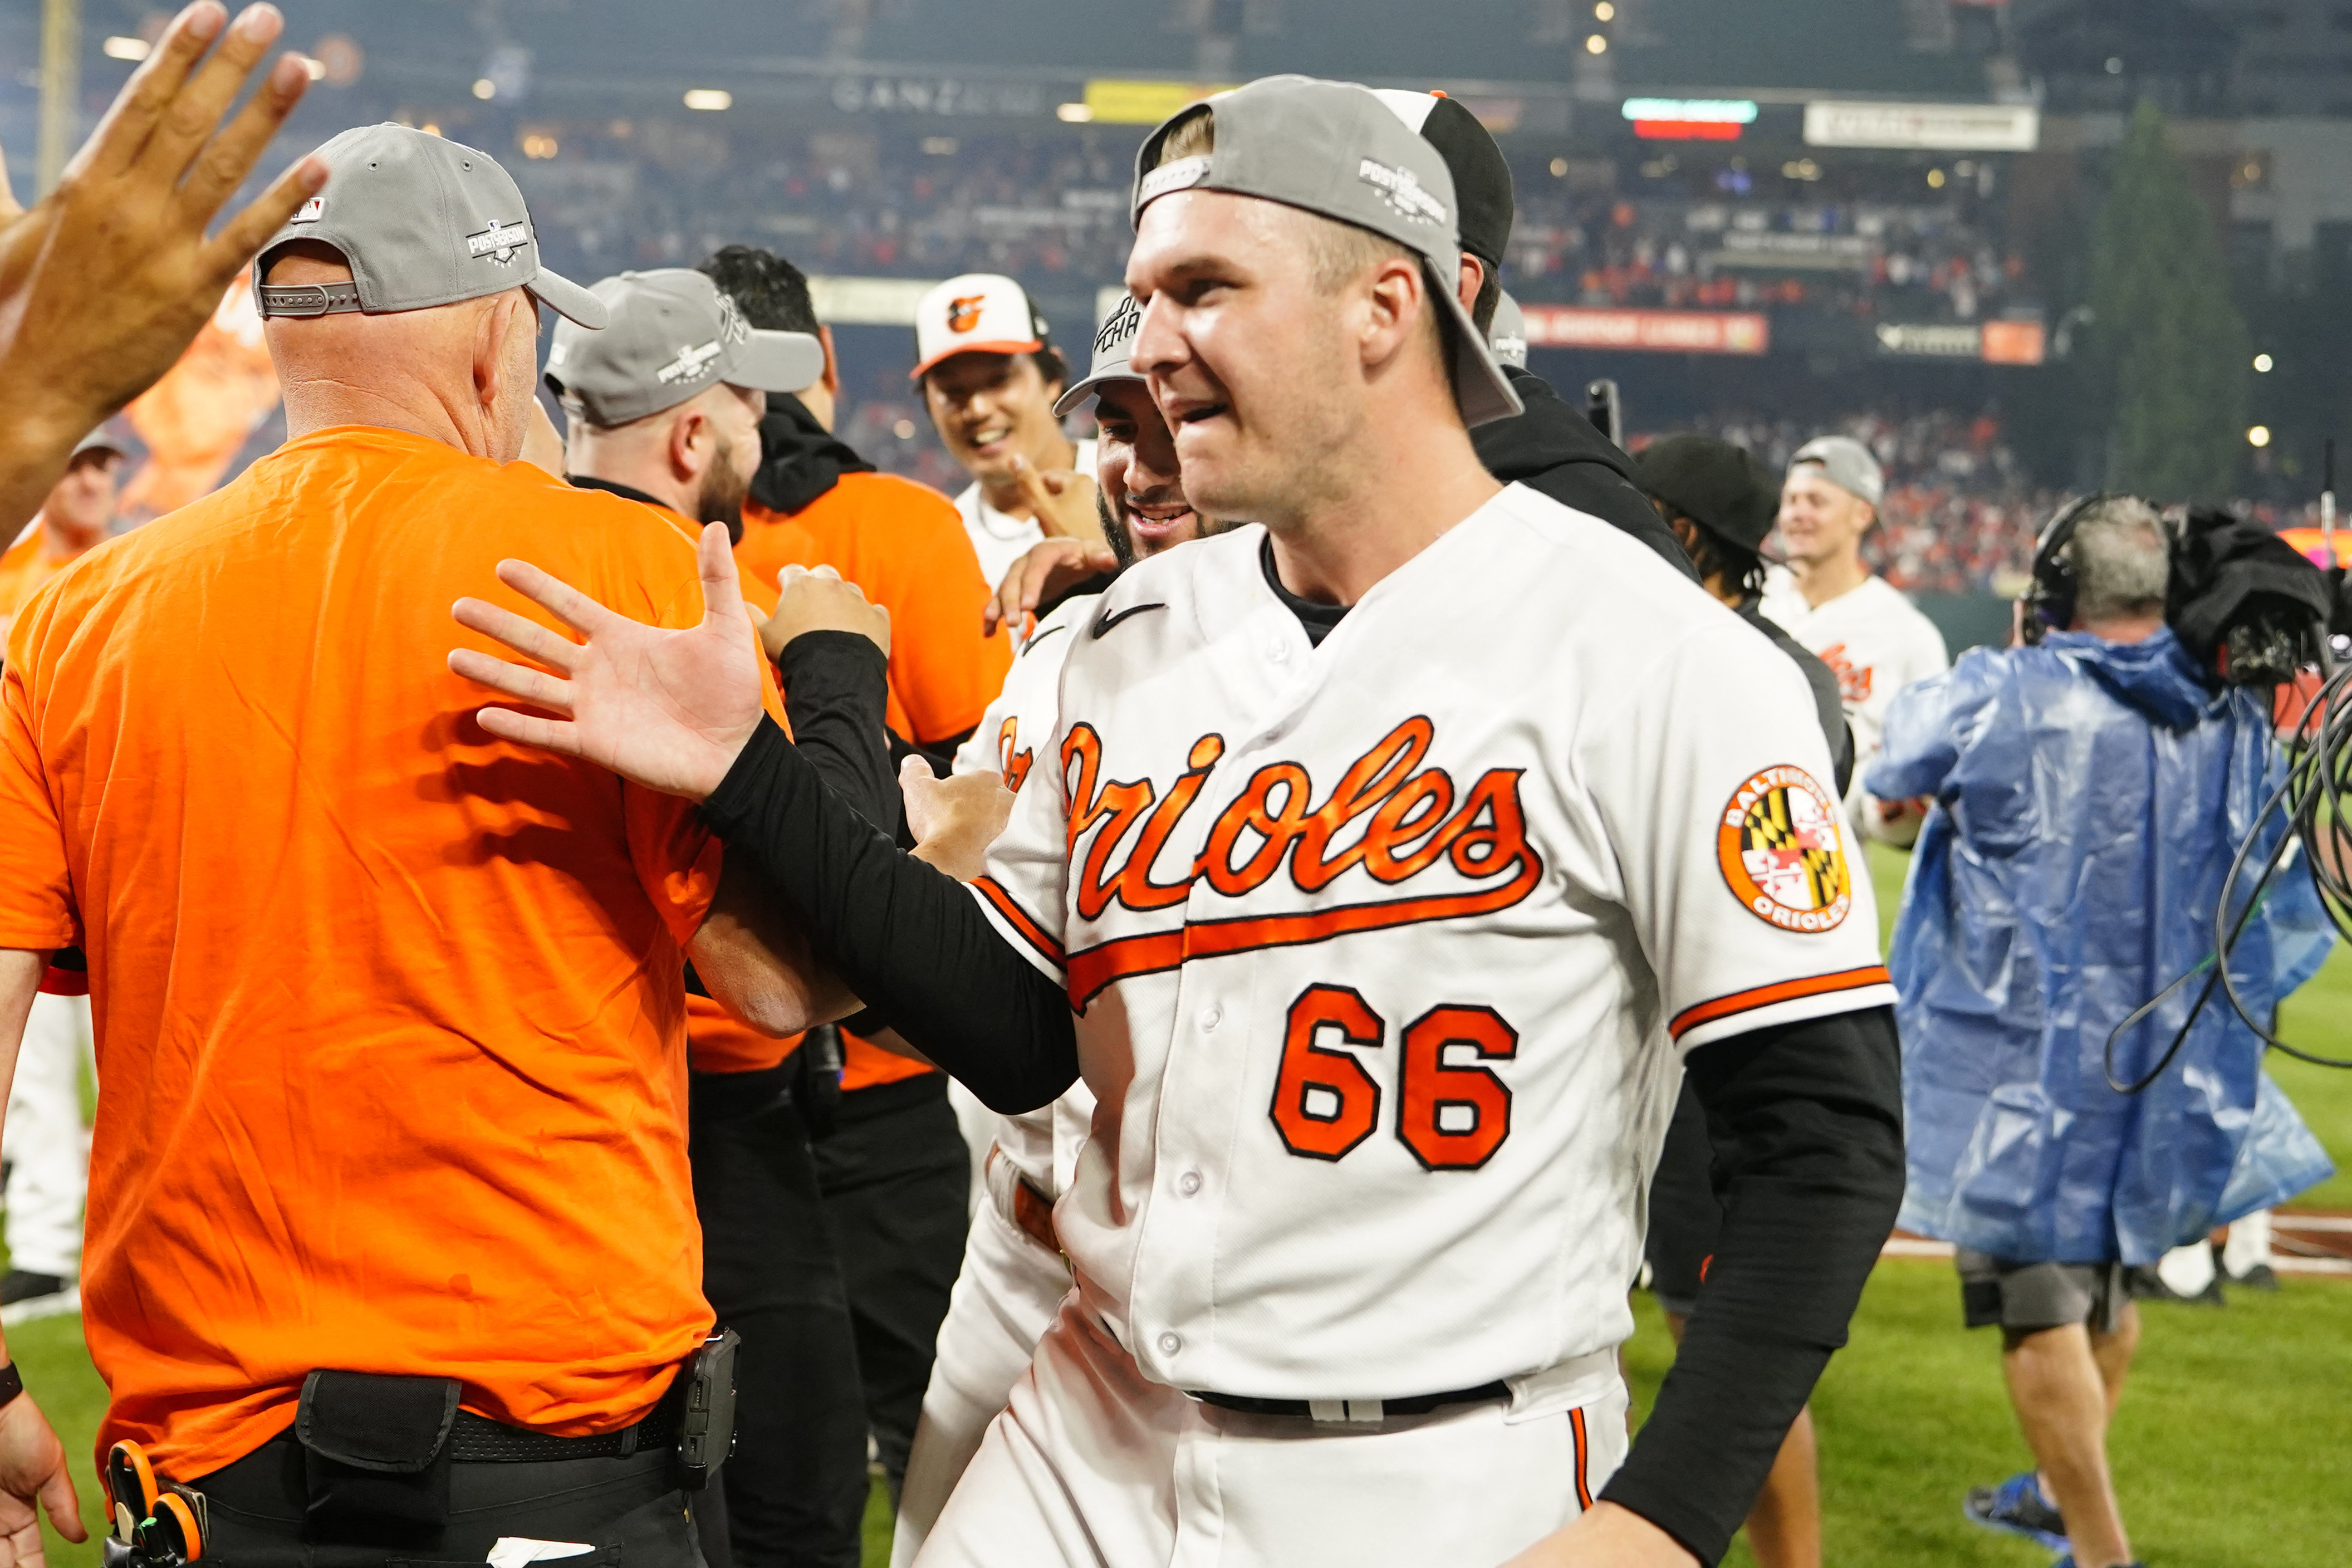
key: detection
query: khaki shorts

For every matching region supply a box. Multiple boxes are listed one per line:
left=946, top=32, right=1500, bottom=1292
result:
left=1956, top=1248, right=2130, bottom=1335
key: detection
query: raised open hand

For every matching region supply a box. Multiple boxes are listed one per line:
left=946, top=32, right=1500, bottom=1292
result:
left=0, top=3, right=326, bottom=528
left=450, top=522, right=768, bottom=801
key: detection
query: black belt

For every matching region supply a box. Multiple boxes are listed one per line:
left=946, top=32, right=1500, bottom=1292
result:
left=1190, top=1380, right=1511, bottom=1422
left=445, top=1384, right=682, bottom=1462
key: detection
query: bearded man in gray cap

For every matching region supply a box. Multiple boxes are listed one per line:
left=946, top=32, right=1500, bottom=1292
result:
left=550, top=268, right=824, bottom=552
left=0, top=121, right=837, bottom=1568
left=1760, top=434, right=1949, bottom=840
left=450, top=75, right=1902, bottom=1568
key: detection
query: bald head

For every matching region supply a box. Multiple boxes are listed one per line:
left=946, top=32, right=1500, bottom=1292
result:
left=264, top=244, right=543, bottom=463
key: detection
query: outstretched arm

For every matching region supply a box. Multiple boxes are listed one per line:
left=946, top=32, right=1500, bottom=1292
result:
left=449, top=526, right=1077, bottom=1112
left=0, top=2, right=327, bottom=536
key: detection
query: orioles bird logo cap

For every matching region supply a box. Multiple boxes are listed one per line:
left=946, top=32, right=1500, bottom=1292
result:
left=912, top=273, right=1047, bottom=379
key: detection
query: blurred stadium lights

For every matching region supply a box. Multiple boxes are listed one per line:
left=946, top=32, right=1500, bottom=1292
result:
left=101, top=35, right=148, bottom=61
left=684, top=89, right=734, bottom=111
left=1056, top=102, right=1093, bottom=122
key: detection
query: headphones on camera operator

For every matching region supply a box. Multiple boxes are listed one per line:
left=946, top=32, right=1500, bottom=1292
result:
left=2019, top=492, right=2332, bottom=686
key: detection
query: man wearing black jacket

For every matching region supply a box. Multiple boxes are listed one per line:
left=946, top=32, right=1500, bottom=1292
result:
left=1374, top=89, right=1695, bottom=582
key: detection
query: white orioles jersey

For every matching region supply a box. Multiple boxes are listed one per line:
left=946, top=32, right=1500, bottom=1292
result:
left=969, top=484, right=1895, bottom=1401
left=952, top=594, right=1100, bottom=1202
left=1758, top=568, right=1949, bottom=825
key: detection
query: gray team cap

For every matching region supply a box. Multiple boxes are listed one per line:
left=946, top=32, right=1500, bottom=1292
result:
left=1130, top=75, right=1523, bottom=428
left=1053, top=292, right=1145, bottom=417
left=1488, top=291, right=1528, bottom=370
left=253, top=123, right=606, bottom=328
left=1789, top=434, right=1885, bottom=508
left=546, top=270, right=825, bottom=428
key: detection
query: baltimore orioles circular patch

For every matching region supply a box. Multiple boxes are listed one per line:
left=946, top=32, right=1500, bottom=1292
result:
left=1717, top=766, right=1851, bottom=933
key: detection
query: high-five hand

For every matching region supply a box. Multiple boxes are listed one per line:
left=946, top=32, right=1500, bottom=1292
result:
left=450, top=522, right=767, bottom=801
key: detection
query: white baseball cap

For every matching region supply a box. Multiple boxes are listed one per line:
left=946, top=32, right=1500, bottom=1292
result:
left=910, top=273, right=1047, bottom=380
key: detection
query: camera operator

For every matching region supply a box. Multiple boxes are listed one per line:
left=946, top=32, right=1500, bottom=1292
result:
left=1871, top=496, right=2330, bottom=1568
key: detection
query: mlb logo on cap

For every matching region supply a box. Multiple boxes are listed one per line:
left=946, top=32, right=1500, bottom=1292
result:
left=911, top=273, right=1046, bottom=379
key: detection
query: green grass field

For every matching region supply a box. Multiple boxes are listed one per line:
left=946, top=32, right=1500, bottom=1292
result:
left=19, top=844, right=2351, bottom=1567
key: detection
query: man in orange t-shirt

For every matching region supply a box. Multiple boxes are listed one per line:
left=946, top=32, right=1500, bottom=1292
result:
left=0, top=126, right=829, bottom=1566
left=552, top=263, right=899, bottom=1566
left=700, top=245, right=995, bottom=1516
left=0, top=429, right=124, bottom=646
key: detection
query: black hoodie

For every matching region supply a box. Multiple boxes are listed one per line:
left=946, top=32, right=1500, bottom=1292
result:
left=747, top=394, right=876, bottom=517
left=1473, top=364, right=1697, bottom=582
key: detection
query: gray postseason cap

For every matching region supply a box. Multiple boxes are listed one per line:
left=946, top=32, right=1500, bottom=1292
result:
left=1053, top=293, right=1145, bottom=417
left=1130, top=75, right=1523, bottom=428
left=1488, top=291, right=1528, bottom=369
left=1789, top=434, right=1885, bottom=508
left=253, top=123, right=606, bottom=327
left=546, top=270, right=825, bottom=428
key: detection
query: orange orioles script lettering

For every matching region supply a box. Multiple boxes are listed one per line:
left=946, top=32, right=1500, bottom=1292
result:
left=996, top=717, right=1035, bottom=793
left=992, top=717, right=1543, bottom=1006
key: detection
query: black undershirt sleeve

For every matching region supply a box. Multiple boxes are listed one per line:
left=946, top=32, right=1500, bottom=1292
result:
left=697, top=714, right=1079, bottom=1114
left=1599, top=1005, right=1905, bottom=1565
left=776, top=631, right=897, bottom=830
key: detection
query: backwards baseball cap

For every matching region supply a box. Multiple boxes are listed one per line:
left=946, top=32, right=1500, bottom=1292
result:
left=911, top=273, right=1048, bottom=380
left=545, top=270, right=824, bottom=428
left=1133, top=75, right=1522, bottom=428
left=1488, top=291, right=1528, bottom=369
left=1053, top=293, right=1145, bottom=418
left=1634, top=435, right=1780, bottom=552
left=69, top=427, right=126, bottom=463
left=254, top=124, right=605, bottom=328
left=1789, top=434, right=1885, bottom=509
left=1370, top=90, right=1515, bottom=271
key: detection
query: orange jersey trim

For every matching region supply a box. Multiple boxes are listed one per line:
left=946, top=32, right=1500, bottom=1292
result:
left=1570, top=1406, right=1594, bottom=1511
left=974, top=876, right=1065, bottom=968
left=1668, top=965, right=1892, bottom=1041
left=1062, top=855, right=1543, bottom=1010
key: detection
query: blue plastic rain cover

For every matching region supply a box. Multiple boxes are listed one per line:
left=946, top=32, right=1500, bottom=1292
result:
left=1870, top=628, right=2333, bottom=1266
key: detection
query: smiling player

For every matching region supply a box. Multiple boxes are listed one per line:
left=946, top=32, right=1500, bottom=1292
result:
left=450, top=76, right=1904, bottom=1568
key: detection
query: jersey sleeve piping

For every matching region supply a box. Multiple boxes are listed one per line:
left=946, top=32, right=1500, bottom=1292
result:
left=1670, top=965, right=1894, bottom=1045
left=971, top=876, right=1066, bottom=976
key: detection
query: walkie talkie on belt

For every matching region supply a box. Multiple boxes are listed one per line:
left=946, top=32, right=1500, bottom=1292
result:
left=105, top=1440, right=205, bottom=1568
left=674, top=1327, right=741, bottom=1491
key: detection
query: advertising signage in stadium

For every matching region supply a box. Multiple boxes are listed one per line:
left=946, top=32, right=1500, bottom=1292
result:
left=1083, top=80, right=1237, bottom=124
left=1622, top=97, right=1756, bottom=142
left=1519, top=305, right=1769, bottom=356
left=1804, top=100, right=2038, bottom=151
left=1874, top=318, right=2047, bottom=364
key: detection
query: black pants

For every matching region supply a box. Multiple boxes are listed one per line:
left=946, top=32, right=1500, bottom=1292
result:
left=190, top=1433, right=700, bottom=1566
left=690, top=1071, right=868, bottom=1568
left=813, top=1074, right=971, bottom=1501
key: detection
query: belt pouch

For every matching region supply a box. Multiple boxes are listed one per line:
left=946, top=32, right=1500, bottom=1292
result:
left=295, top=1370, right=460, bottom=1544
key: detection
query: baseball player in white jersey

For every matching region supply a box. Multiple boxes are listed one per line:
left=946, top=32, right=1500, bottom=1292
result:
left=451, top=74, right=1906, bottom=1568
left=1758, top=435, right=1949, bottom=841
left=893, top=292, right=1237, bottom=1566
left=912, top=273, right=1100, bottom=591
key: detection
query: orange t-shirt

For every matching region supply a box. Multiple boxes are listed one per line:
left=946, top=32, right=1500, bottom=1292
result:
left=737, top=472, right=1011, bottom=747
left=0, top=529, right=87, bottom=645
left=596, top=491, right=807, bottom=1080
left=0, top=426, right=783, bottom=1483
left=738, top=474, right=1003, bottom=1093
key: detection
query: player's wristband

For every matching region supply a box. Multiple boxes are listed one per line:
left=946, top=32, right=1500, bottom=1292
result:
left=0, top=1361, right=24, bottom=1409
